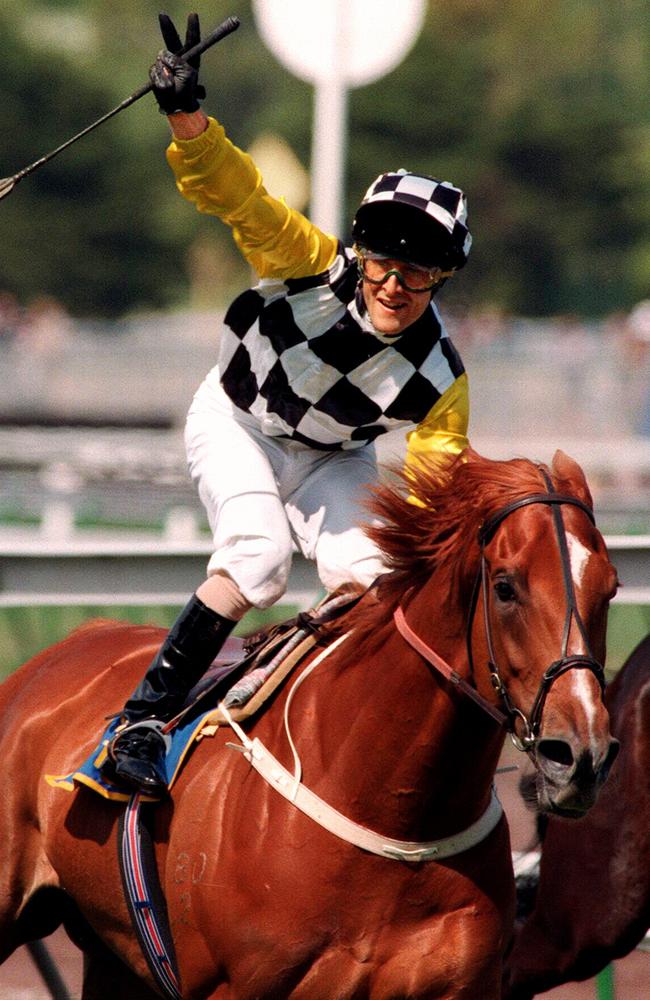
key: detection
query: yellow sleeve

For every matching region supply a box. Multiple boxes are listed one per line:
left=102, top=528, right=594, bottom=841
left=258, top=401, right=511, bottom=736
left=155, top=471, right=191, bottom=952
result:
left=165, top=117, right=338, bottom=280
left=404, top=372, right=470, bottom=476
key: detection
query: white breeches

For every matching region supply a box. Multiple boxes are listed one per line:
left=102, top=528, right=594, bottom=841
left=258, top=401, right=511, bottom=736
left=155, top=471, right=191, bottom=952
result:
left=184, top=373, right=387, bottom=608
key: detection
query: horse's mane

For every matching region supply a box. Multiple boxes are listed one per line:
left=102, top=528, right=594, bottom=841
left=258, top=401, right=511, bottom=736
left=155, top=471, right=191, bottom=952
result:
left=334, top=447, right=590, bottom=646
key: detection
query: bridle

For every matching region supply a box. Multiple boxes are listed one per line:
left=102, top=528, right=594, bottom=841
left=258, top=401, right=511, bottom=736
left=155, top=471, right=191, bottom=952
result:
left=394, top=472, right=607, bottom=754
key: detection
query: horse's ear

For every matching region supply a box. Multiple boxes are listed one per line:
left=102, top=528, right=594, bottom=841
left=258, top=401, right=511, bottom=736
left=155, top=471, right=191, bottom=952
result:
left=551, top=450, right=593, bottom=508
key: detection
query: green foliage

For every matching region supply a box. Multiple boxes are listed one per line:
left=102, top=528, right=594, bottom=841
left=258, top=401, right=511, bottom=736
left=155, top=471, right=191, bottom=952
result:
left=1, top=0, right=649, bottom=318
left=0, top=8, right=189, bottom=315
left=350, top=0, right=650, bottom=316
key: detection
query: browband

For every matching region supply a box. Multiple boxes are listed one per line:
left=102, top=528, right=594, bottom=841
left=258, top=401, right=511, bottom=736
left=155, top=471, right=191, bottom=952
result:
left=478, top=493, right=595, bottom=547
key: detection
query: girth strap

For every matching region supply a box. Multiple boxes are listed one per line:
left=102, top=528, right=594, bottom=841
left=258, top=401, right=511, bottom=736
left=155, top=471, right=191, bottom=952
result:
left=118, top=794, right=182, bottom=1000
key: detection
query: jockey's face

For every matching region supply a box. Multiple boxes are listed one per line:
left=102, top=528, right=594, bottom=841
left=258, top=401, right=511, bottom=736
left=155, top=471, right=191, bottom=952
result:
left=362, top=270, right=432, bottom=336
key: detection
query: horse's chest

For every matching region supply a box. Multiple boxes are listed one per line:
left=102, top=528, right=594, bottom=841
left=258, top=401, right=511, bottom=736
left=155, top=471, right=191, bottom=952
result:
left=172, top=855, right=509, bottom=1000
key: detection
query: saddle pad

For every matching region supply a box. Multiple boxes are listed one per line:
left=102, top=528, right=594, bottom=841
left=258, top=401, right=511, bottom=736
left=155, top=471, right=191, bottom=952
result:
left=45, top=630, right=319, bottom=802
left=45, top=703, right=219, bottom=802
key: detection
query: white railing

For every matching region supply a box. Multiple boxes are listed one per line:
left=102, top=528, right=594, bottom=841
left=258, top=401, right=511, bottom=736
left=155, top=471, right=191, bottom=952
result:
left=0, top=535, right=647, bottom=607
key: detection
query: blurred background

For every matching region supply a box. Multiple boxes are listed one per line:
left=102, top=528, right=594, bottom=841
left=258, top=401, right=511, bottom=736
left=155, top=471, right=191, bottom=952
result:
left=0, top=0, right=649, bottom=678
left=0, top=5, right=649, bottom=996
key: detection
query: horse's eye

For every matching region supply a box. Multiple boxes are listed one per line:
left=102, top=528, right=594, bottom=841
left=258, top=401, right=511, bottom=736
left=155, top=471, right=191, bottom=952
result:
left=494, top=579, right=516, bottom=603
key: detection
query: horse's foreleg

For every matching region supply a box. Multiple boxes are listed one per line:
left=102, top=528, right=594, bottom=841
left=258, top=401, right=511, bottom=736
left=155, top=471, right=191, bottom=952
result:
left=502, top=914, right=571, bottom=1000
left=0, top=883, right=67, bottom=968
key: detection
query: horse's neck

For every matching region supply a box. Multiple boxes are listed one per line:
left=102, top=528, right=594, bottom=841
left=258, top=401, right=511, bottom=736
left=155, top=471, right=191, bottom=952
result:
left=379, top=620, right=504, bottom=832
left=285, top=602, right=505, bottom=843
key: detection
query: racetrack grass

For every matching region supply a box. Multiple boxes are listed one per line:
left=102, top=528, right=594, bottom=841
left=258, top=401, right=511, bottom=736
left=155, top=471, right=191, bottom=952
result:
left=0, top=603, right=300, bottom=682
left=0, top=601, right=647, bottom=683
left=602, top=602, right=650, bottom=677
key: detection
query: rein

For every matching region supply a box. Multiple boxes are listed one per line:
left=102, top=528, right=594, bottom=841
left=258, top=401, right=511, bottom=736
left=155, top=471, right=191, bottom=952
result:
left=393, top=606, right=507, bottom=726
left=394, top=476, right=606, bottom=753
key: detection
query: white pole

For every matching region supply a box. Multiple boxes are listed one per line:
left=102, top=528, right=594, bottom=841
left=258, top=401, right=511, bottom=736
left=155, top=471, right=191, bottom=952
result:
left=309, top=0, right=349, bottom=236
left=253, top=0, right=426, bottom=236
left=309, top=76, right=348, bottom=236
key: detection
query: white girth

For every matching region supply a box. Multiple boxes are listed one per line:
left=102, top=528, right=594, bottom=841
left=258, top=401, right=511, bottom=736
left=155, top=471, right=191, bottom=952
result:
left=221, top=633, right=503, bottom=863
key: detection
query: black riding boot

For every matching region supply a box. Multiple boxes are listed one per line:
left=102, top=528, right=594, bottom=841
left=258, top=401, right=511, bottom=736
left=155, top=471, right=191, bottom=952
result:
left=103, top=594, right=236, bottom=795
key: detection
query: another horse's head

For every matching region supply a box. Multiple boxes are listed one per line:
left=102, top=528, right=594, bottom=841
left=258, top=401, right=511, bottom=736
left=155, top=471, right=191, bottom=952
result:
left=366, top=448, right=620, bottom=817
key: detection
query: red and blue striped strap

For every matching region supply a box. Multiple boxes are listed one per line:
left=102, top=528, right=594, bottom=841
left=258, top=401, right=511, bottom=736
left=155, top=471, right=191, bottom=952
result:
left=119, top=793, right=182, bottom=1000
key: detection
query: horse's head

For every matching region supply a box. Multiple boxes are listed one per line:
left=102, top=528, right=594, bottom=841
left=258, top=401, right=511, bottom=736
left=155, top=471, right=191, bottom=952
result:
left=469, top=449, right=619, bottom=816
left=366, top=448, right=619, bottom=819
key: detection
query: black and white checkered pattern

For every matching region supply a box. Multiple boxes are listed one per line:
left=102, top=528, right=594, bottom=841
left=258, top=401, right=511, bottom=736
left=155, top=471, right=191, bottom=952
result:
left=355, top=170, right=472, bottom=267
left=363, top=171, right=467, bottom=234
left=220, top=246, right=465, bottom=451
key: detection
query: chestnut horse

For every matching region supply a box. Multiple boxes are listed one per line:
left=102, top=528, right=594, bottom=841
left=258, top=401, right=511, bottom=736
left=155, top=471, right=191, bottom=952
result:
left=503, top=632, right=650, bottom=1000
left=0, top=450, right=619, bottom=1000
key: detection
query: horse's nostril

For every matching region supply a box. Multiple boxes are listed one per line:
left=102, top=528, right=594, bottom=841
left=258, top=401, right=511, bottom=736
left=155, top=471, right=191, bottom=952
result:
left=536, top=739, right=574, bottom=767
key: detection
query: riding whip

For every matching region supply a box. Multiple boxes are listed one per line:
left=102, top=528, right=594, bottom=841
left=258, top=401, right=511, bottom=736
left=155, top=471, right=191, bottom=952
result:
left=0, top=14, right=240, bottom=202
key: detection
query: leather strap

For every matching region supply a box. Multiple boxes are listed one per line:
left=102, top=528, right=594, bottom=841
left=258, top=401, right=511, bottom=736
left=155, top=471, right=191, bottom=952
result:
left=222, top=704, right=504, bottom=863
left=119, top=794, right=182, bottom=1000
left=393, top=605, right=508, bottom=726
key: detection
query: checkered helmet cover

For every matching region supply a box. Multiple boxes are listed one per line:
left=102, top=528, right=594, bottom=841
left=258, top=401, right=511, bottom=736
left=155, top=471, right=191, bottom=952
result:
left=352, top=169, right=472, bottom=270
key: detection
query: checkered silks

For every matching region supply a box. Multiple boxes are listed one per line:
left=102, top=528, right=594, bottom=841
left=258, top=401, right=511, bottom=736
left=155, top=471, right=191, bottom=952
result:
left=220, top=248, right=465, bottom=451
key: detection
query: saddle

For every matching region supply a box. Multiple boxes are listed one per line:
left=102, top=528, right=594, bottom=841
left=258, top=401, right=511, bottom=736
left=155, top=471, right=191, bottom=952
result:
left=46, top=589, right=362, bottom=803
left=183, top=595, right=354, bottom=718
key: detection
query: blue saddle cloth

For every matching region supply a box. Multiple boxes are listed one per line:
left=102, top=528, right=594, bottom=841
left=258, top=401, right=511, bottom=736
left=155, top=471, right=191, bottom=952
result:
left=45, top=626, right=306, bottom=801
left=46, top=599, right=353, bottom=802
left=47, top=702, right=221, bottom=802
left=45, top=648, right=250, bottom=801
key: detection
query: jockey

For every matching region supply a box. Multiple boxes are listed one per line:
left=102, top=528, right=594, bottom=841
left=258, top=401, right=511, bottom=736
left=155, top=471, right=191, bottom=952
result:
left=104, top=13, right=472, bottom=796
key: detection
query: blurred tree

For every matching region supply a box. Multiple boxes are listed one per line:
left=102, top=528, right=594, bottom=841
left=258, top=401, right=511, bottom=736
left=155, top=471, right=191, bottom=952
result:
left=0, top=0, right=648, bottom=318
left=0, top=6, right=200, bottom=316
left=351, top=0, right=650, bottom=316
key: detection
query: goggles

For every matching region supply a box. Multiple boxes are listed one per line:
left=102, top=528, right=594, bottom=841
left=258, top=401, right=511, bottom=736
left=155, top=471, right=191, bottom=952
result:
left=355, top=249, right=452, bottom=293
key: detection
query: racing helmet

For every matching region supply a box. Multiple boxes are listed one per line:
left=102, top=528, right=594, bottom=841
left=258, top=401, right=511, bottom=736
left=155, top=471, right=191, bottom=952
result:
left=352, top=169, right=472, bottom=271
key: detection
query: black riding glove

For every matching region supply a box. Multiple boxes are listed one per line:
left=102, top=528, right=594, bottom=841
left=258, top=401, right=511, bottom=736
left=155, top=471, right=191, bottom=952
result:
left=149, top=12, right=206, bottom=114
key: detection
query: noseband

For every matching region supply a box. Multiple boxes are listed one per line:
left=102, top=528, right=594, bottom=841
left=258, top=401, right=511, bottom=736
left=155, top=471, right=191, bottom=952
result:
left=394, top=473, right=607, bottom=754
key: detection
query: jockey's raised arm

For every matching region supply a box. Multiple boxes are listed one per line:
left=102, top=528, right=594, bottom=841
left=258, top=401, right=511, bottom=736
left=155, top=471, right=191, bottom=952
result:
left=166, top=115, right=338, bottom=280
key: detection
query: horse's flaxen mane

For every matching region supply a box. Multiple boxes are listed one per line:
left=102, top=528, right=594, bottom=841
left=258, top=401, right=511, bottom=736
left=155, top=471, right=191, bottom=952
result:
left=335, top=448, right=591, bottom=644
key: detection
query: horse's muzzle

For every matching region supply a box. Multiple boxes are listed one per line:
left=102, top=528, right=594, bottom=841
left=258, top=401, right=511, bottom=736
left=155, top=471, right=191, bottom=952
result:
left=532, top=736, right=620, bottom=817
